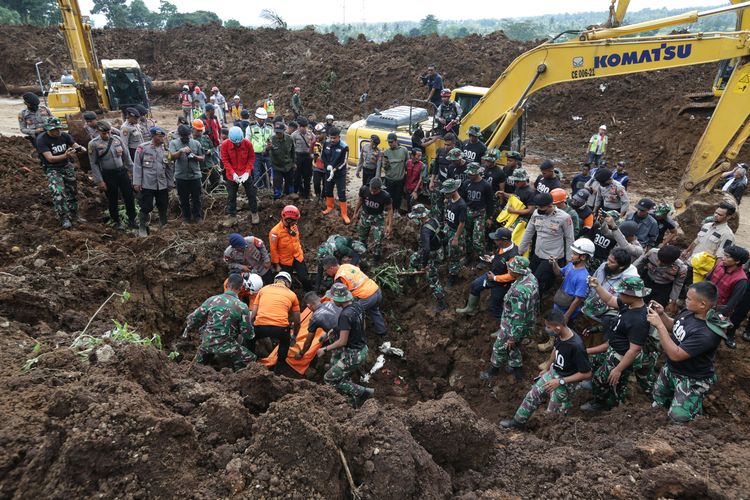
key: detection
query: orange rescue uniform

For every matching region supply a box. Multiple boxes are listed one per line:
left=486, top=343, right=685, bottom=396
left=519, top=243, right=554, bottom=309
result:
left=269, top=221, right=304, bottom=267
left=334, top=264, right=379, bottom=299
left=223, top=278, right=255, bottom=303
left=253, top=282, right=300, bottom=327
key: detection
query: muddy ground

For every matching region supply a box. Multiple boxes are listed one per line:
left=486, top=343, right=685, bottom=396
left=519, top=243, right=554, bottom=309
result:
left=2, top=23, right=750, bottom=499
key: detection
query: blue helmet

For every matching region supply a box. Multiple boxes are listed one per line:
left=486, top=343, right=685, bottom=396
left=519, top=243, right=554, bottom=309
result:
left=228, top=126, right=244, bottom=145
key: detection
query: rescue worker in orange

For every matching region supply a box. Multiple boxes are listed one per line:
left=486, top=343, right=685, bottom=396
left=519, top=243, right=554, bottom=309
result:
left=269, top=205, right=312, bottom=291
left=321, top=256, right=388, bottom=337
left=250, top=271, right=301, bottom=374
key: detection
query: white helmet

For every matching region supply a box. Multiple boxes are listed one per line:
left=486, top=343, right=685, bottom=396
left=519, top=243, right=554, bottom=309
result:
left=243, top=273, right=264, bottom=294
left=314, top=123, right=326, bottom=133
left=182, top=85, right=189, bottom=91
left=325, top=114, right=334, bottom=121
left=255, top=107, right=268, bottom=119
left=599, top=124, right=607, bottom=130
left=570, top=238, right=595, bottom=257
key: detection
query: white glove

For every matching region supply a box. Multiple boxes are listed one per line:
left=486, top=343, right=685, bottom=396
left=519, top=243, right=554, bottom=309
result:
left=232, top=173, right=241, bottom=183
left=239, top=172, right=249, bottom=183
left=181, top=327, right=189, bottom=339
left=326, top=165, right=334, bottom=182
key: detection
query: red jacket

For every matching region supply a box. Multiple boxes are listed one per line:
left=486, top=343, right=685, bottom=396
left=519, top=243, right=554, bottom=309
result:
left=201, top=114, right=221, bottom=146
left=221, top=139, right=256, bottom=178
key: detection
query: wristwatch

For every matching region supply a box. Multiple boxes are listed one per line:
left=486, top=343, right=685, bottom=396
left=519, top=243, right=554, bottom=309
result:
left=559, top=378, right=566, bottom=386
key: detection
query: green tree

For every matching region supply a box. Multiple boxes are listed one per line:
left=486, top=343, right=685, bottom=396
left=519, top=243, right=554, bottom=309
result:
left=158, top=0, right=176, bottom=25
left=128, top=0, right=158, bottom=28
left=0, top=4, right=21, bottom=24
left=91, top=0, right=131, bottom=27
left=419, top=14, right=439, bottom=35
left=165, top=10, right=220, bottom=28
left=224, top=18, right=241, bottom=28
left=0, top=0, right=58, bottom=25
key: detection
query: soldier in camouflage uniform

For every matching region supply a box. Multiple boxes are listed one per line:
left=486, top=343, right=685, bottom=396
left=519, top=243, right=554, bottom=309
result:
left=315, top=235, right=367, bottom=291
left=428, top=133, right=459, bottom=222
left=441, top=178, right=467, bottom=286
left=35, top=118, right=85, bottom=229
left=460, top=162, right=494, bottom=262
left=183, top=273, right=257, bottom=370
left=354, top=177, right=393, bottom=263
left=407, top=204, right=447, bottom=311
left=191, top=119, right=222, bottom=191
left=647, top=281, right=730, bottom=423
left=318, top=283, right=375, bottom=406
left=18, top=92, right=53, bottom=147
left=500, top=309, right=593, bottom=429
left=480, top=256, right=540, bottom=380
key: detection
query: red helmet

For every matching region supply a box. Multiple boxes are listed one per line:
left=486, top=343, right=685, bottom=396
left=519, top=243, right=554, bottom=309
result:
left=293, top=87, right=300, bottom=92
left=281, top=205, right=300, bottom=220
left=440, top=88, right=451, bottom=97
left=194, top=86, right=201, bottom=92
left=550, top=188, right=568, bottom=204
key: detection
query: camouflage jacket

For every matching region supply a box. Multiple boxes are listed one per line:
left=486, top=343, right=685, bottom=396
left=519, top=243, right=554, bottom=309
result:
left=318, top=235, right=355, bottom=259
left=500, top=273, right=540, bottom=341
left=196, top=135, right=217, bottom=168
left=186, top=291, right=254, bottom=348
left=18, top=106, right=53, bottom=137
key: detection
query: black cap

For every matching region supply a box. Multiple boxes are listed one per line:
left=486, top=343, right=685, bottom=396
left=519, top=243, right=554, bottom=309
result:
left=83, top=111, right=97, bottom=121
left=489, top=227, right=513, bottom=240
left=297, top=116, right=308, bottom=126
left=387, top=132, right=398, bottom=142
left=594, top=168, right=612, bottom=183
left=134, top=104, right=148, bottom=116
left=95, top=120, right=112, bottom=131
left=534, top=192, right=554, bottom=207
left=370, top=134, right=381, bottom=145
left=126, top=107, right=140, bottom=117
left=274, top=122, right=285, bottom=132
left=540, top=159, right=554, bottom=171
left=240, top=109, right=250, bottom=118
left=619, top=221, right=639, bottom=237
left=635, top=198, right=655, bottom=211
left=177, top=124, right=191, bottom=137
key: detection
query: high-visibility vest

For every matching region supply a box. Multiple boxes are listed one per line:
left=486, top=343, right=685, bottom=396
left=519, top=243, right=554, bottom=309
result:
left=588, top=134, right=608, bottom=155
left=335, top=264, right=379, bottom=299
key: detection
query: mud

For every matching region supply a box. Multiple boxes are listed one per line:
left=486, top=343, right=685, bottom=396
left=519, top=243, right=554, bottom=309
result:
left=2, top=23, right=750, bottom=499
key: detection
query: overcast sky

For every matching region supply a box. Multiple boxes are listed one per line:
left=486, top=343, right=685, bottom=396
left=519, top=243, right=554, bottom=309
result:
left=78, top=0, right=727, bottom=27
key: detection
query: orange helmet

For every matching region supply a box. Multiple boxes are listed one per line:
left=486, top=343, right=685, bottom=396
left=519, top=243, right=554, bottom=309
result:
left=281, top=205, right=300, bottom=220
left=550, top=188, right=567, bottom=204
left=191, top=119, right=205, bottom=131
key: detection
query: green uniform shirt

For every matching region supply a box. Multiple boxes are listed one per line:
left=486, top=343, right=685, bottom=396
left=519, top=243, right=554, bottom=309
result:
left=383, top=146, right=409, bottom=181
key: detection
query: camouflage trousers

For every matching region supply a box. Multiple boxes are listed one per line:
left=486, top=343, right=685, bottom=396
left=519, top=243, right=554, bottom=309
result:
left=632, top=343, right=660, bottom=395
left=429, top=188, right=444, bottom=222
left=324, top=346, right=369, bottom=403
left=358, top=213, right=385, bottom=257
left=46, top=166, right=78, bottom=220
left=591, top=348, right=638, bottom=409
left=490, top=328, right=527, bottom=370
left=466, top=209, right=487, bottom=257
left=513, top=369, right=581, bottom=423
left=443, top=226, right=466, bottom=277
left=197, top=340, right=257, bottom=371
left=652, top=364, right=716, bottom=423
left=408, top=249, right=444, bottom=300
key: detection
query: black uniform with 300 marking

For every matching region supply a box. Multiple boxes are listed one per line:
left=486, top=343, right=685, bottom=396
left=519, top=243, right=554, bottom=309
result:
left=444, top=197, right=467, bottom=230
left=668, top=310, right=722, bottom=379
left=358, top=186, right=392, bottom=215
left=461, top=139, right=487, bottom=164
left=553, top=331, right=592, bottom=377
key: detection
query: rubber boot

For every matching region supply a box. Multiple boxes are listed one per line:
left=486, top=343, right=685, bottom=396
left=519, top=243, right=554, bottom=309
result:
left=480, top=364, right=501, bottom=380
left=433, top=296, right=448, bottom=312
left=339, top=201, right=351, bottom=224
left=251, top=212, right=260, bottom=225
left=499, top=418, right=525, bottom=430
left=138, top=212, right=149, bottom=238
left=725, top=334, right=737, bottom=349
left=456, top=294, right=479, bottom=316
left=158, top=208, right=168, bottom=228
left=322, top=197, right=335, bottom=215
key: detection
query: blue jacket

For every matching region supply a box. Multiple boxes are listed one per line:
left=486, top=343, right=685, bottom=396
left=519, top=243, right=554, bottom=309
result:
left=321, top=139, right=349, bottom=172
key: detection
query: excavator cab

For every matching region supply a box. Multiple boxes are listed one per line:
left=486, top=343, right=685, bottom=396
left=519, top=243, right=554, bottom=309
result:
left=102, top=60, right=149, bottom=113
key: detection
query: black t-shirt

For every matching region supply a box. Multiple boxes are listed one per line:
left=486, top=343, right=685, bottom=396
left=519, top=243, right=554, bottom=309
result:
left=461, top=139, right=487, bottom=164
left=445, top=197, right=467, bottom=230
left=668, top=310, right=722, bottom=378
left=338, top=302, right=366, bottom=349
left=447, top=162, right=468, bottom=184
left=656, top=217, right=677, bottom=245
left=431, top=147, right=451, bottom=181
left=491, top=244, right=518, bottom=276
left=606, top=298, right=649, bottom=355
left=553, top=332, right=592, bottom=377
left=460, top=178, right=493, bottom=212
left=483, top=166, right=506, bottom=193
left=36, top=132, right=75, bottom=168
left=534, top=175, right=562, bottom=194
left=592, top=224, right=616, bottom=261
left=514, top=185, right=536, bottom=207
left=358, top=186, right=392, bottom=216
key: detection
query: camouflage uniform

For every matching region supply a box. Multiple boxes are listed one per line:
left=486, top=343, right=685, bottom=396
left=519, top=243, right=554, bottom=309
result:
left=465, top=208, right=486, bottom=257
left=197, top=133, right=221, bottom=189
left=358, top=213, right=385, bottom=257
left=324, top=345, right=370, bottom=400
left=408, top=215, right=445, bottom=300
left=491, top=272, right=540, bottom=369
left=652, top=365, right=716, bottom=423
left=46, top=166, right=79, bottom=221
left=590, top=348, right=639, bottom=407
left=185, top=290, right=256, bottom=370
left=513, top=369, right=581, bottom=423
left=632, top=327, right=661, bottom=394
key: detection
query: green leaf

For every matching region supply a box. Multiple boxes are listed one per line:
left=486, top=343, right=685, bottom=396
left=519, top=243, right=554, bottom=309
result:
left=31, top=342, right=41, bottom=354
left=120, top=290, right=131, bottom=303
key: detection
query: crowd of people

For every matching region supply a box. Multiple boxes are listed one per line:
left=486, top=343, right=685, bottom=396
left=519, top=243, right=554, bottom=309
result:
left=16, top=74, right=748, bottom=422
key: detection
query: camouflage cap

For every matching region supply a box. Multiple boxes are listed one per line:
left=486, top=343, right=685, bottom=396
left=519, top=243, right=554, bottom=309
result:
left=465, top=162, right=482, bottom=175
left=613, top=276, right=651, bottom=297
left=352, top=240, right=367, bottom=254
left=604, top=210, right=621, bottom=222
left=330, top=282, right=354, bottom=303
left=317, top=244, right=334, bottom=258
left=446, top=148, right=464, bottom=161
left=653, top=203, right=672, bottom=216
left=482, top=148, right=499, bottom=162
left=506, top=150, right=523, bottom=161
left=467, top=124, right=481, bottom=137
left=408, top=203, right=430, bottom=219
left=440, top=178, right=462, bottom=193
left=507, top=256, right=530, bottom=275
left=509, top=168, right=529, bottom=183
left=45, top=117, right=63, bottom=130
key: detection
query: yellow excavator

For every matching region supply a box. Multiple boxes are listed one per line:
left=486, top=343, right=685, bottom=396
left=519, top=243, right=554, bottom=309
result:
left=348, top=0, right=750, bottom=217
left=44, top=0, right=149, bottom=126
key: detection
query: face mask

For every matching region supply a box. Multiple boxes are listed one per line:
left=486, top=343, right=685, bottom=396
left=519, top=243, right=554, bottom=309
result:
left=544, top=327, right=557, bottom=337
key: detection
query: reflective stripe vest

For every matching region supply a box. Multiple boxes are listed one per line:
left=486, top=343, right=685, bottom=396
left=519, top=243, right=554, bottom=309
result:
left=588, top=133, right=608, bottom=155
left=335, top=264, right=379, bottom=299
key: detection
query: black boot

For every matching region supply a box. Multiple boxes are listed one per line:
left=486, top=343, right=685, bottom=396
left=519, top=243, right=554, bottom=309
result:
left=725, top=335, right=737, bottom=349
left=158, top=209, right=168, bottom=228
left=138, top=212, right=149, bottom=237
left=433, top=296, right=448, bottom=312
left=480, top=364, right=501, bottom=380
left=499, top=418, right=525, bottom=430
left=447, top=275, right=457, bottom=287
